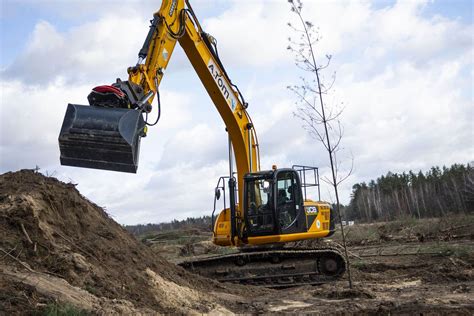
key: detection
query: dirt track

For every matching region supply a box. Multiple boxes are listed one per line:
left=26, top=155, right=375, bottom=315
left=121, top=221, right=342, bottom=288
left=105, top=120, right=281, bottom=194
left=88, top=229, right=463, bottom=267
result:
left=1, top=170, right=473, bottom=314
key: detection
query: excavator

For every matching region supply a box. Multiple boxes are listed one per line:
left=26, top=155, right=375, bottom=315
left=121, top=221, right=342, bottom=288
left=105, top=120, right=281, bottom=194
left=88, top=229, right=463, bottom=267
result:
left=58, top=0, right=346, bottom=287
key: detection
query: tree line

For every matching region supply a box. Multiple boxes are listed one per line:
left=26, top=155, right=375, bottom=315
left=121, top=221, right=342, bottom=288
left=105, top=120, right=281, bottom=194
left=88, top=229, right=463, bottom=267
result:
left=125, top=215, right=211, bottom=236
left=344, top=163, right=474, bottom=222
left=125, top=163, right=473, bottom=232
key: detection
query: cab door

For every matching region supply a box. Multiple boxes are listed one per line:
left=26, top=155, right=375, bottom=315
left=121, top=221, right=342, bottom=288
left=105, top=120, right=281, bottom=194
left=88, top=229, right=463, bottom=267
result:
left=245, top=176, right=276, bottom=236
left=275, top=170, right=306, bottom=234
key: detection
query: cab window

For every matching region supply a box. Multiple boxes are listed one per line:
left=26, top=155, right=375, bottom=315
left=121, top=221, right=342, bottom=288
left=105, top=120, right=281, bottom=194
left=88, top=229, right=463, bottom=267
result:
left=246, top=178, right=274, bottom=234
left=276, top=171, right=302, bottom=231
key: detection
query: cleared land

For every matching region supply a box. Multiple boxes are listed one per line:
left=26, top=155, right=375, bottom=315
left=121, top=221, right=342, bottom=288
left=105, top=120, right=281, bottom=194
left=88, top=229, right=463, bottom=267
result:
left=142, top=213, right=474, bottom=314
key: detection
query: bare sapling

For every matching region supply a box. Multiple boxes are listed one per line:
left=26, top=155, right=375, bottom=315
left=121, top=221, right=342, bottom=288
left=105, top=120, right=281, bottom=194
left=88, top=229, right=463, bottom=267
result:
left=287, top=0, right=354, bottom=288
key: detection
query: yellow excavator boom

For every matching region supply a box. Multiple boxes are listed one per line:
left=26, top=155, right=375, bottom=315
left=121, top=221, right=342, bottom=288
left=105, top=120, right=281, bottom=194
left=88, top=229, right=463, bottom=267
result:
left=128, top=0, right=260, bottom=209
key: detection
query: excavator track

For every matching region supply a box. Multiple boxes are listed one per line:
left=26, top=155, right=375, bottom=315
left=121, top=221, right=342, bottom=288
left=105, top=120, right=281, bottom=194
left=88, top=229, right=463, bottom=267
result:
left=178, top=247, right=346, bottom=288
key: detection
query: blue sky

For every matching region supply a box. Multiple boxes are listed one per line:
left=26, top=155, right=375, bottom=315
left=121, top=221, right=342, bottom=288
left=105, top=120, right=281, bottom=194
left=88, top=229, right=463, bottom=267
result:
left=1, top=0, right=473, bottom=224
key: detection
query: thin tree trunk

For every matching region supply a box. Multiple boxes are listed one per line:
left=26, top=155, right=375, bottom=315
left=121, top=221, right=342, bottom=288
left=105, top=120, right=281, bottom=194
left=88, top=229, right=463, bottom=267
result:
left=419, top=185, right=427, bottom=217
left=411, top=186, right=421, bottom=218
left=451, top=177, right=466, bottom=214
left=394, top=191, right=402, bottom=218
left=403, top=188, right=412, bottom=217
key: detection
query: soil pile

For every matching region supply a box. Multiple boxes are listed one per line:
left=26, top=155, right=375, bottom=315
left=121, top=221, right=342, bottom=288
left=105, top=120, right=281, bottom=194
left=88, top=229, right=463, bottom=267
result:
left=0, top=170, right=235, bottom=314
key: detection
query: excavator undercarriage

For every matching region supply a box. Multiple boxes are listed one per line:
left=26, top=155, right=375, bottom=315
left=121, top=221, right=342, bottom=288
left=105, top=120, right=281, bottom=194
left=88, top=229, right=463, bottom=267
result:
left=179, top=247, right=346, bottom=288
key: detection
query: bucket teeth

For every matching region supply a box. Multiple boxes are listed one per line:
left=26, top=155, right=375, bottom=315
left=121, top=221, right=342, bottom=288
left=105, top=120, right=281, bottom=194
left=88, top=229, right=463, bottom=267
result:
left=58, top=104, right=146, bottom=173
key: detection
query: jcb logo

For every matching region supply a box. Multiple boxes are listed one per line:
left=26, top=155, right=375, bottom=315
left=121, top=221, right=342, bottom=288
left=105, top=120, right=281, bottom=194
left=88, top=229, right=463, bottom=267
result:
left=305, top=206, right=318, bottom=215
left=208, top=60, right=237, bottom=111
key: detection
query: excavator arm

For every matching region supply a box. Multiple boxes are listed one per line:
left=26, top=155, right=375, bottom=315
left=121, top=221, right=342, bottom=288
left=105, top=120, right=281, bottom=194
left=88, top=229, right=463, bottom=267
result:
left=131, top=0, right=261, bottom=206
left=140, top=0, right=261, bottom=243
left=58, top=0, right=259, bottom=240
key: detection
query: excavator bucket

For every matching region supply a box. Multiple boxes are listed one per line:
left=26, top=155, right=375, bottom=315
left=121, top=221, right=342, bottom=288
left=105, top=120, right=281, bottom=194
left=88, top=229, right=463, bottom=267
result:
left=58, top=104, right=146, bottom=173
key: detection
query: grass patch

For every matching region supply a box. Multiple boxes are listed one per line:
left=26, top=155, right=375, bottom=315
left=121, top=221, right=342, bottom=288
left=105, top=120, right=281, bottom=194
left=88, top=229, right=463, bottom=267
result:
left=332, top=214, right=474, bottom=245
left=84, top=284, right=98, bottom=296
left=141, top=229, right=211, bottom=245
left=426, top=244, right=473, bottom=259
left=351, top=259, right=369, bottom=269
left=332, top=224, right=380, bottom=245
left=41, top=303, right=87, bottom=316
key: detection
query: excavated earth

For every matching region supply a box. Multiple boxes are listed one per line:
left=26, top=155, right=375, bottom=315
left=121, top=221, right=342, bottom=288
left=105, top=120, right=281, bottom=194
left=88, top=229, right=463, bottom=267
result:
left=0, top=170, right=268, bottom=314
left=1, top=170, right=473, bottom=315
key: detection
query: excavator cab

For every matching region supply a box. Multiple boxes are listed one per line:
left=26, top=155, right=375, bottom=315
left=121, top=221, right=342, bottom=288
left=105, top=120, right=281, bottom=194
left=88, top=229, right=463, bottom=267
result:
left=213, top=166, right=335, bottom=247
left=244, top=168, right=306, bottom=237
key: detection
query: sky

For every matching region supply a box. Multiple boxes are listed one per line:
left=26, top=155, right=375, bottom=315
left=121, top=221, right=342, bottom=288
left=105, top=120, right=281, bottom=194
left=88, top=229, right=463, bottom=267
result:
left=1, top=0, right=473, bottom=224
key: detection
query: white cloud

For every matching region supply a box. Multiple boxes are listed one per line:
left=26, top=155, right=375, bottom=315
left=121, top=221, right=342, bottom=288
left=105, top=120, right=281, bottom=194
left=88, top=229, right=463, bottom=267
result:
left=0, top=79, right=88, bottom=170
left=340, top=57, right=473, bottom=178
left=107, top=161, right=229, bottom=224
left=1, top=15, right=148, bottom=84
left=158, top=123, right=227, bottom=168
left=203, top=1, right=292, bottom=67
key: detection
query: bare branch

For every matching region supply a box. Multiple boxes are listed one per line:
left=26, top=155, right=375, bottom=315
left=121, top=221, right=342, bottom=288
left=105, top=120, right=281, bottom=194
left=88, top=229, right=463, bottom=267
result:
left=317, top=55, right=332, bottom=71
left=337, top=155, right=354, bottom=186
left=321, top=176, right=333, bottom=186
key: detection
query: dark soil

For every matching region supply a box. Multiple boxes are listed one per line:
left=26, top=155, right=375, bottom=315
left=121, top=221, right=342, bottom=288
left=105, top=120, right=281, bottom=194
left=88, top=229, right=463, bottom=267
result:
left=0, top=170, right=265, bottom=314
left=0, top=274, right=52, bottom=314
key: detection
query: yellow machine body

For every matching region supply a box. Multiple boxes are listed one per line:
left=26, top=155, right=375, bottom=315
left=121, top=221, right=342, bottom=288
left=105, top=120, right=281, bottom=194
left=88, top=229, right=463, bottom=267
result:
left=213, top=200, right=334, bottom=247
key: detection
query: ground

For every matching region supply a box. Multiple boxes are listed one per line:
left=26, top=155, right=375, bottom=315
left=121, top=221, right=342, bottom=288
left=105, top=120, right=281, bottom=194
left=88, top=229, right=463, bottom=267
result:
left=144, top=214, right=474, bottom=314
left=1, top=170, right=473, bottom=314
left=245, top=247, right=473, bottom=314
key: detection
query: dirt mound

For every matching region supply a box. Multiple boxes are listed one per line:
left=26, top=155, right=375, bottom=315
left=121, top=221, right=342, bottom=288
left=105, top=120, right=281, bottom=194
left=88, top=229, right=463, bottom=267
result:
left=0, top=170, right=237, bottom=314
